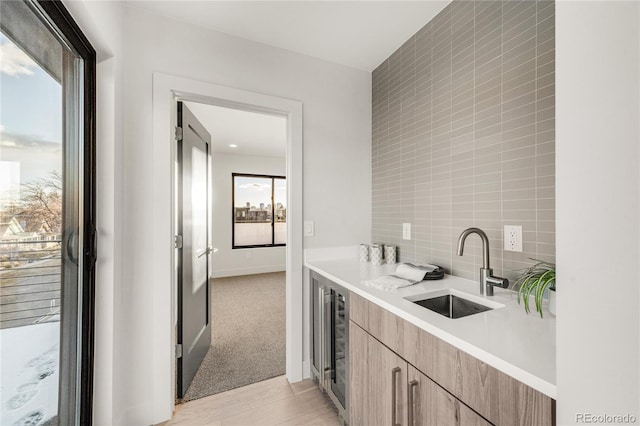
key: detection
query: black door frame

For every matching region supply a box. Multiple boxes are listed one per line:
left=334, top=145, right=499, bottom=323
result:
left=34, top=1, right=97, bottom=423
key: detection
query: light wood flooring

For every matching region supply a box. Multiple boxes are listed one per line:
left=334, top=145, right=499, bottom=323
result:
left=163, top=376, right=342, bottom=426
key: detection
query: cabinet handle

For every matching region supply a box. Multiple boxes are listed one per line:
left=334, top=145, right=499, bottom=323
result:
left=318, top=286, right=326, bottom=385
left=407, top=379, right=419, bottom=426
left=391, top=367, right=401, bottom=426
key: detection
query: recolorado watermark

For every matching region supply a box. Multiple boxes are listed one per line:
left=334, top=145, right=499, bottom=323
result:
left=576, top=413, right=638, bottom=424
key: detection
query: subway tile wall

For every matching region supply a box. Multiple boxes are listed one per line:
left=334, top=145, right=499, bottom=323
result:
left=372, top=0, right=555, bottom=282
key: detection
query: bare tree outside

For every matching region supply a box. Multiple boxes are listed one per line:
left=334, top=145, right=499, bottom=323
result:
left=17, top=170, right=62, bottom=234
left=0, top=170, right=63, bottom=328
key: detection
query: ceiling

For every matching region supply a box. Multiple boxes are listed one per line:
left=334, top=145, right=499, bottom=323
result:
left=184, top=101, right=287, bottom=157
left=129, top=1, right=450, bottom=72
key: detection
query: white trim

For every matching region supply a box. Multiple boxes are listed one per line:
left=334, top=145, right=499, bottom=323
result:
left=212, top=265, right=286, bottom=279
left=152, top=72, right=303, bottom=423
left=302, top=359, right=311, bottom=380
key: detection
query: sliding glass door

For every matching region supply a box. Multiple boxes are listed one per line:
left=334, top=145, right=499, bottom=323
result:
left=0, top=1, right=96, bottom=424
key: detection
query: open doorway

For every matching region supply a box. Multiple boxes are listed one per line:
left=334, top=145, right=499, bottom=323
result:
left=151, top=74, right=303, bottom=420
left=177, top=101, right=288, bottom=402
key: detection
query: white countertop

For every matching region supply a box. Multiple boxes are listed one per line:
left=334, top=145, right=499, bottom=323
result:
left=304, top=248, right=556, bottom=399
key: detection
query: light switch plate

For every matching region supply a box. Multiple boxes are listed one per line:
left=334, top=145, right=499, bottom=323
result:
left=402, top=223, right=411, bottom=240
left=304, top=220, right=314, bottom=237
left=504, top=225, right=523, bottom=252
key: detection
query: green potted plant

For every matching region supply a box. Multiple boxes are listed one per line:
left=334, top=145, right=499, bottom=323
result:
left=515, top=259, right=556, bottom=318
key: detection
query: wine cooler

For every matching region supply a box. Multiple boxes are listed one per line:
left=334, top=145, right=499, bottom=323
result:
left=311, top=271, right=350, bottom=425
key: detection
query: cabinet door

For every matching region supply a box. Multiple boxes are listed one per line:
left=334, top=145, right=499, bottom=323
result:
left=350, top=292, right=554, bottom=426
left=407, top=365, right=491, bottom=426
left=350, top=321, right=408, bottom=426
left=349, top=321, right=368, bottom=425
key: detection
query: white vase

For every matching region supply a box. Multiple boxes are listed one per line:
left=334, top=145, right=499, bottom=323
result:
left=371, top=244, right=383, bottom=266
left=384, top=244, right=396, bottom=264
left=548, top=289, right=556, bottom=316
left=359, top=244, right=369, bottom=263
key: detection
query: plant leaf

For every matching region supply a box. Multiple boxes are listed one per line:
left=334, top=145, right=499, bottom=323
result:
left=523, top=276, right=538, bottom=314
left=514, top=259, right=556, bottom=316
left=518, top=275, right=533, bottom=307
left=534, top=270, right=555, bottom=317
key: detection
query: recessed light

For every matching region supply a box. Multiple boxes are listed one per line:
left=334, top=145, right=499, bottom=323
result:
left=229, top=144, right=238, bottom=148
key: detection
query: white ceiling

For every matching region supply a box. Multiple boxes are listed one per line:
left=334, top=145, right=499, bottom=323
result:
left=184, top=101, right=287, bottom=157
left=129, top=1, right=451, bottom=72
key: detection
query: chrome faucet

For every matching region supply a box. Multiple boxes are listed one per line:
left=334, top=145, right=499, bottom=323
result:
left=456, top=227, right=509, bottom=296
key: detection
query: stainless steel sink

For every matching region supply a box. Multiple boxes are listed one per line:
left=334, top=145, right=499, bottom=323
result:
left=405, top=289, right=503, bottom=319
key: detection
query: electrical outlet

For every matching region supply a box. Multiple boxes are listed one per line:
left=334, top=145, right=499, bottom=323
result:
left=402, top=223, right=411, bottom=240
left=504, top=225, right=523, bottom=252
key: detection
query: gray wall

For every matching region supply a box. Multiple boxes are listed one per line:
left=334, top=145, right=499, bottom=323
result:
left=372, top=0, right=555, bottom=282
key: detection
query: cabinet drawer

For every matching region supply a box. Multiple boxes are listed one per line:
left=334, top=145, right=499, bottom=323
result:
left=350, top=292, right=554, bottom=426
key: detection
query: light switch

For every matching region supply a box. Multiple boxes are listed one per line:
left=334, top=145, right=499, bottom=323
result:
left=304, top=220, right=315, bottom=237
left=403, top=223, right=411, bottom=240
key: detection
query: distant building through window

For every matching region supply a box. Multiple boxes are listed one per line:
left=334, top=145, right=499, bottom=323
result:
left=232, top=173, right=286, bottom=248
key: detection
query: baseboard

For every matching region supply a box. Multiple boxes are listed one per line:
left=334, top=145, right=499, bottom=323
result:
left=302, top=359, right=311, bottom=380
left=212, top=264, right=285, bottom=278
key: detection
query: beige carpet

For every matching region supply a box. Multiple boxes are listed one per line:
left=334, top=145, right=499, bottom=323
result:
left=182, top=272, right=286, bottom=402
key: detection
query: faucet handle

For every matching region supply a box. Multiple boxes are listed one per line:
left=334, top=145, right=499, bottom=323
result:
left=486, top=276, right=509, bottom=289
left=485, top=275, right=509, bottom=296
left=480, top=267, right=508, bottom=296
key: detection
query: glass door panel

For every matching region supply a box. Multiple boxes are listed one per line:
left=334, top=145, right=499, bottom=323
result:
left=0, top=1, right=95, bottom=424
left=0, top=27, right=64, bottom=426
left=331, top=288, right=347, bottom=408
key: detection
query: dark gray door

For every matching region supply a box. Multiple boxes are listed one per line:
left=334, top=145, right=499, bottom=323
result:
left=177, top=101, right=212, bottom=398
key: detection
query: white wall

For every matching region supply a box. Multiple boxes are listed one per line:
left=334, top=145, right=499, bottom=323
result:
left=556, top=2, right=640, bottom=424
left=118, top=6, right=371, bottom=424
left=61, top=1, right=125, bottom=425
left=211, top=153, right=286, bottom=277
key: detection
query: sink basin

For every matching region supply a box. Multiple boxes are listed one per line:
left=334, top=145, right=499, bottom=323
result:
left=405, top=289, right=503, bottom=319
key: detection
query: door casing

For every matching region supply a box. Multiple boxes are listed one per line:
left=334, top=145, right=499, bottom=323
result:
left=151, top=73, right=303, bottom=423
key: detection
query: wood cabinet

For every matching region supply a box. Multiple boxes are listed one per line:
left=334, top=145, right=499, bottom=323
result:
left=349, top=292, right=555, bottom=426
left=351, top=321, right=489, bottom=426
left=407, top=365, right=490, bottom=426
left=350, top=322, right=407, bottom=426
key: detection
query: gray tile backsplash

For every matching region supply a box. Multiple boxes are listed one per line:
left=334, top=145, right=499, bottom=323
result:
left=372, top=0, right=555, bottom=282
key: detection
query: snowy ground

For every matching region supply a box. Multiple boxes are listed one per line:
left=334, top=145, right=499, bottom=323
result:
left=0, top=322, right=59, bottom=426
